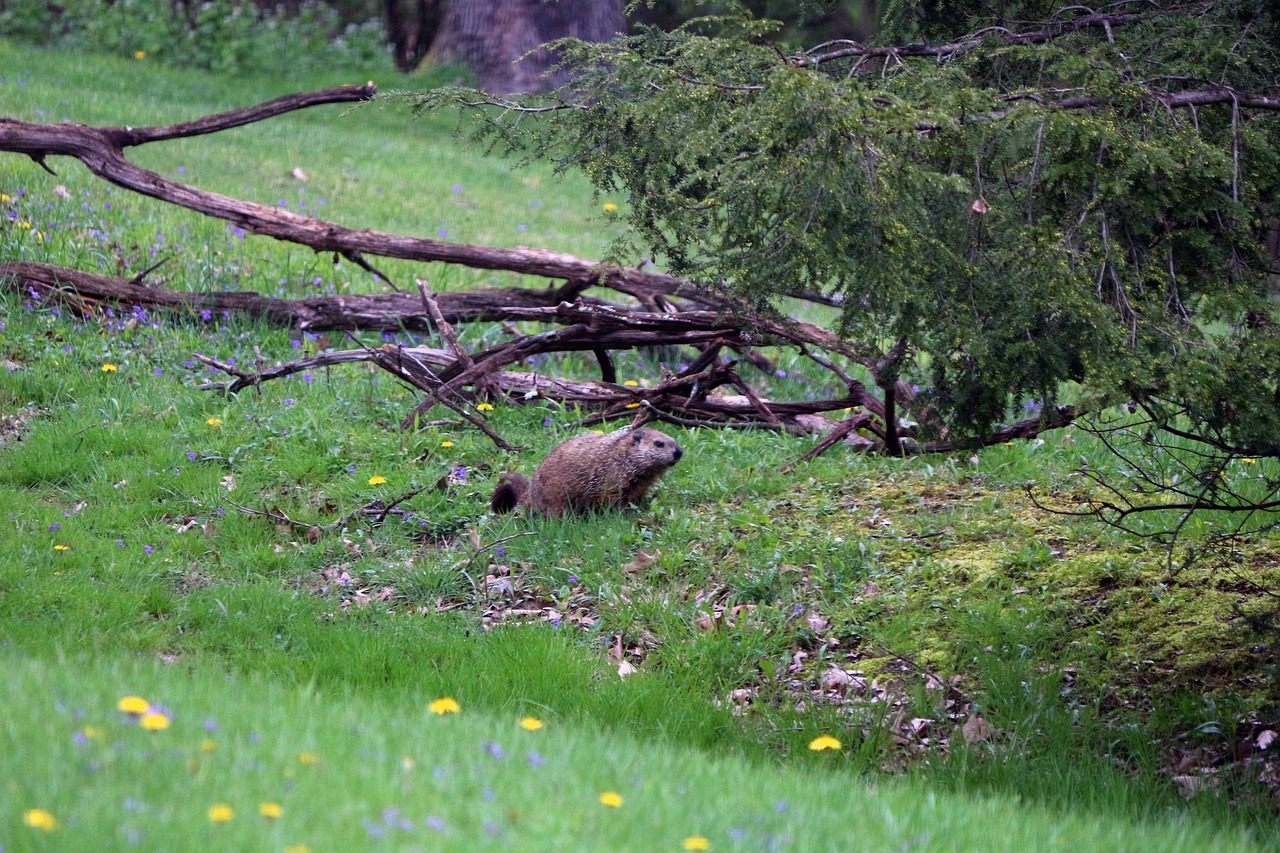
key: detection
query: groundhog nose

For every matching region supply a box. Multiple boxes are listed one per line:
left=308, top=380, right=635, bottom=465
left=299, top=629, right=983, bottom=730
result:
left=673, top=446, right=683, bottom=461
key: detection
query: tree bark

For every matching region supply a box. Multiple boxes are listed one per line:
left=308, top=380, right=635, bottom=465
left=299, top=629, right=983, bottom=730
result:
left=422, top=0, right=624, bottom=93
left=385, top=0, right=442, bottom=73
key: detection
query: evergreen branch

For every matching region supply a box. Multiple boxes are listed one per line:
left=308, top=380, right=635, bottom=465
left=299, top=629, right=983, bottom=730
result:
left=792, top=3, right=1203, bottom=68
left=996, top=86, right=1280, bottom=114
left=904, top=85, right=1280, bottom=132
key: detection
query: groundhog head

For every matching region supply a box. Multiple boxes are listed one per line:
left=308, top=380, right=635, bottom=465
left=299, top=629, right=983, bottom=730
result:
left=629, top=428, right=683, bottom=472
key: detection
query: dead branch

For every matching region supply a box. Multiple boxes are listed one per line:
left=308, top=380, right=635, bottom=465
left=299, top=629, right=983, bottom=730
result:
left=1, top=260, right=658, bottom=331
left=361, top=341, right=519, bottom=452
left=792, top=6, right=1188, bottom=67
left=0, top=88, right=1083, bottom=463
left=0, top=92, right=722, bottom=307
left=230, top=481, right=432, bottom=539
left=194, top=341, right=1076, bottom=460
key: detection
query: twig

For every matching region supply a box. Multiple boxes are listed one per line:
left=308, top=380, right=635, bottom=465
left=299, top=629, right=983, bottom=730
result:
left=781, top=412, right=874, bottom=473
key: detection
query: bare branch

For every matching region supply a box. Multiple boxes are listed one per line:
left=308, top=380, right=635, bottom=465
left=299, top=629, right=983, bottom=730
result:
left=792, top=4, right=1196, bottom=68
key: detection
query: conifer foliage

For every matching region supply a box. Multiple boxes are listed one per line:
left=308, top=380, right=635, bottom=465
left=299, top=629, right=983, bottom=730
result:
left=411, top=2, right=1280, bottom=458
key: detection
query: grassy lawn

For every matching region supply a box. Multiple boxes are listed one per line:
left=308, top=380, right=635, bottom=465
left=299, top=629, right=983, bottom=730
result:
left=3, top=38, right=1280, bottom=850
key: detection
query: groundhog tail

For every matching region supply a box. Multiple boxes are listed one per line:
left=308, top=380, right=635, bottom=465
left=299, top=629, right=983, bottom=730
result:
left=490, top=473, right=530, bottom=513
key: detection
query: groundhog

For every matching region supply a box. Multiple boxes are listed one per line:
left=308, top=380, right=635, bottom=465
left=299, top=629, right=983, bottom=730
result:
left=490, top=427, right=683, bottom=516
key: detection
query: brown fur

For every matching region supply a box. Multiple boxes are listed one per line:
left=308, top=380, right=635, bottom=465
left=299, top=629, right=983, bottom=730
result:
left=490, top=427, right=683, bottom=516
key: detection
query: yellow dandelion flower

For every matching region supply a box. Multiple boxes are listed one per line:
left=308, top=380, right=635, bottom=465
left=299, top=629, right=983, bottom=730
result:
left=623, top=380, right=639, bottom=386
left=259, top=802, right=283, bottom=819
left=624, top=403, right=641, bottom=409
left=0, top=193, right=9, bottom=202
left=134, top=50, right=146, bottom=59
left=299, top=751, right=320, bottom=765
left=603, top=202, right=619, bottom=212
left=207, top=804, right=234, bottom=823
left=139, top=711, right=170, bottom=731
left=53, top=544, right=69, bottom=551
left=1243, top=457, right=1257, bottom=464
left=23, top=808, right=57, bottom=831
left=441, top=440, right=454, bottom=448
left=683, top=837, right=710, bottom=851
left=200, top=738, right=218, bottom=753
left=206, top=417, right=222, bottom=428
left=101, top=363, right=118, bottom=372
left=477, top=402, right=494, bottom=412
left=808, top=734, right=842, bottom=751
left=285, top=845, right=311, bottom=853
left=519, top=716, right=543, bottom=731
left=367, top=475, right=387, bottom=485
left=428, top=697, right=460, bottom=715
left=117, top=695, right=150, bottom=715
left=599, top=791, right=623, bottom=808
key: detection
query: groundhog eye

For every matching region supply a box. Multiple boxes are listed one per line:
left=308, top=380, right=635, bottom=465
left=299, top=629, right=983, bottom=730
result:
left=654, top=441, right=665, bottom=448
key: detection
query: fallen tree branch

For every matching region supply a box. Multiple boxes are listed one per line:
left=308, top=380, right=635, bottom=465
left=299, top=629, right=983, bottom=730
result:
left=0, top=91, right=723, bottom=307
left=193, top=341, right=1077, bottom=459
left=360, top=340, right=520, bottom=452
left=2, top=261, right=632, bottom=331
left=229, top=481, right=432, bottom=539
left=0, top=89, right=1083, bottom=462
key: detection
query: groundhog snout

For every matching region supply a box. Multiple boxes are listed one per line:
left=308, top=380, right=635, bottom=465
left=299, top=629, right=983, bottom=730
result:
left=672, top=445, right=683, bottom=462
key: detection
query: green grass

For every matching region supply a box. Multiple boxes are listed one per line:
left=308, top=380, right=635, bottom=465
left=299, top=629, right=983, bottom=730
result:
left=4, top=653, right=1265, bottom=853
left=3, top=38, right=1280, bottom=851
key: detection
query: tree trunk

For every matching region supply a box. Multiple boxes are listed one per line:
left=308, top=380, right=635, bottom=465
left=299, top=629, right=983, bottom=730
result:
left=422, top=0, right=624, bottom=94
left=384, top=0, right=441, bottom=73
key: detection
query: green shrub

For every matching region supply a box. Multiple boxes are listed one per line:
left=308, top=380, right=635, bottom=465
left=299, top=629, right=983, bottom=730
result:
left=0, top=0, right=394, bottom=75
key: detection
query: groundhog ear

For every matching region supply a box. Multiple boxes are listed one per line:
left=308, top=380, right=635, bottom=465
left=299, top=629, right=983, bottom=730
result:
left=632, top=433, right=642, bottom=443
